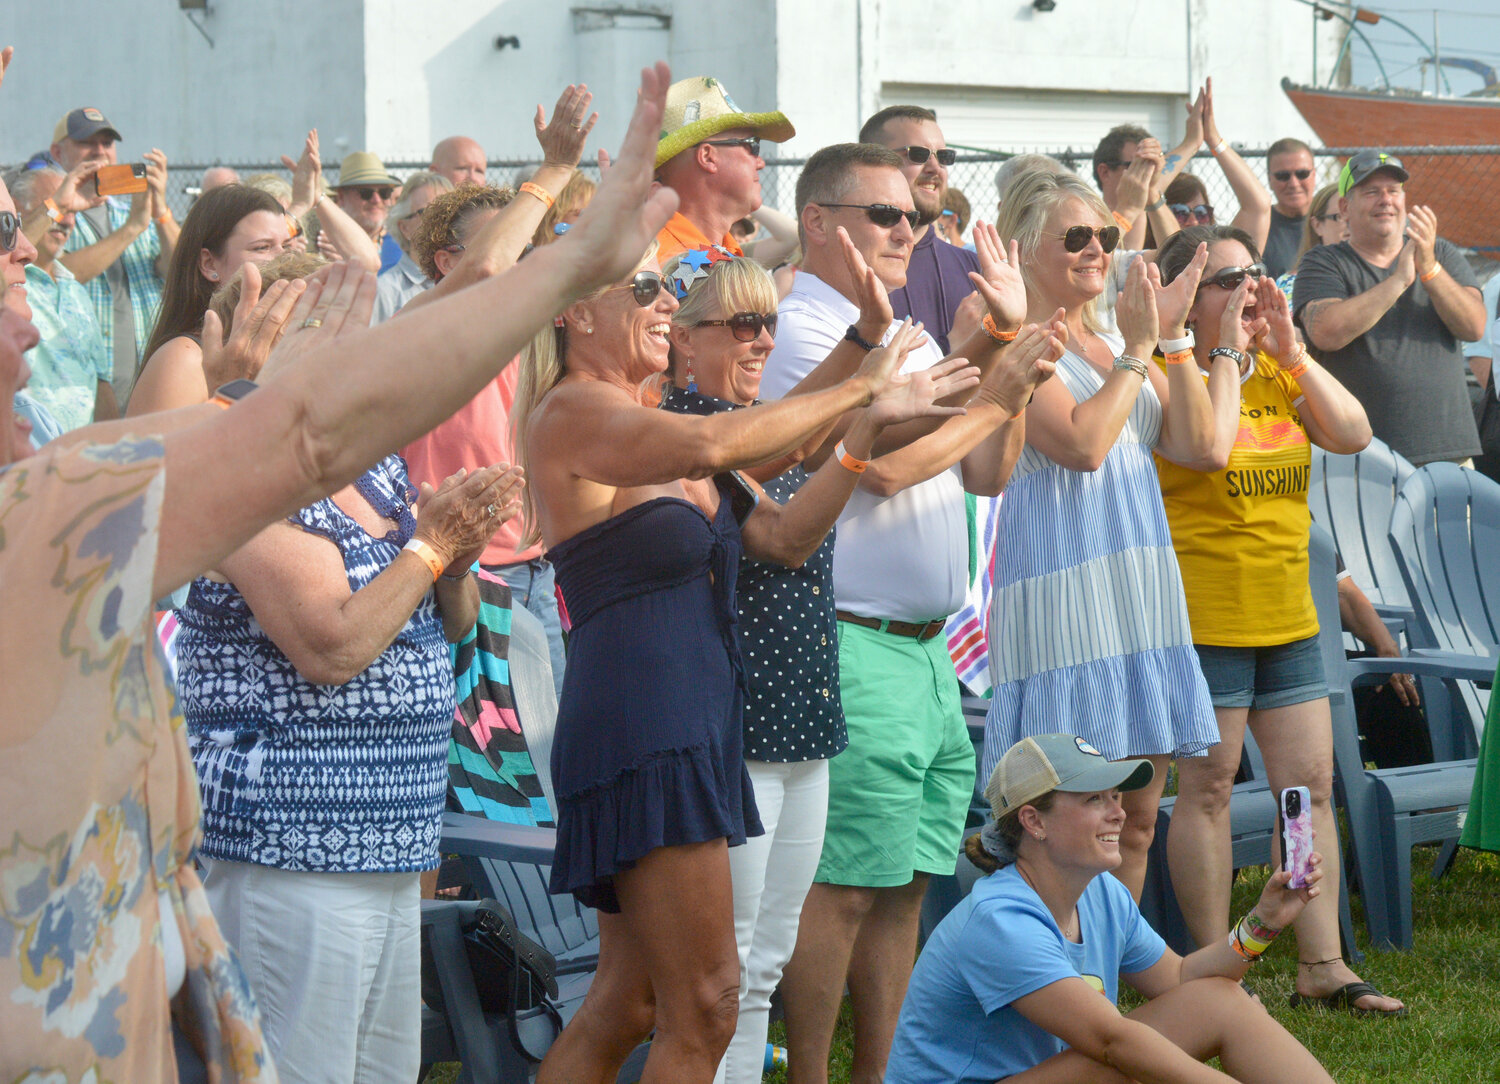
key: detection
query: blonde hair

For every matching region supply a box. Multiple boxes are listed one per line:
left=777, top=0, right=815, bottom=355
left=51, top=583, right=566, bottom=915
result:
left=207, top=251, right=328, bottom=335
left=1291, top=183, right=1341, bottom=274
left=512, top=240, right=660, bottom=548
left=532, top=171, right=596, bottom=248
left=996, top=169, right=1112, bottom=334
left=658, top=253, right=778, bottom=388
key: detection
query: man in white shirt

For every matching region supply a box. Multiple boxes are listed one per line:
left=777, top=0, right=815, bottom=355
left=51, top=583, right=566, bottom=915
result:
left=760, top=142, right=1059, bottom=1084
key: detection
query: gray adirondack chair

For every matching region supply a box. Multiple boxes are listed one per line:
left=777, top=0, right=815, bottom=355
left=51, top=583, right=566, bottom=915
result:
left=1308, top=439, right=1417, bottom=624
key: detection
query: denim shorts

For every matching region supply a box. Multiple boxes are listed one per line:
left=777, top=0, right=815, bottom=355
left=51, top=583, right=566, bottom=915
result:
left=1193, top=634, right=1328, bottom=711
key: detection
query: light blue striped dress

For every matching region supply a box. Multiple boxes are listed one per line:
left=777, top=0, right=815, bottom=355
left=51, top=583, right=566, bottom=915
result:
left=981, top=337, right=1218, bottom=779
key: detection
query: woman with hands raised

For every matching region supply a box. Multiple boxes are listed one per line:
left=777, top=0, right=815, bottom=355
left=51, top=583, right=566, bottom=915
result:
left=282, top=128, right=382, bottom=271
left=981, top=169, right=1225, bottom=904
left=1151, top=226, right=1396, bottom=1016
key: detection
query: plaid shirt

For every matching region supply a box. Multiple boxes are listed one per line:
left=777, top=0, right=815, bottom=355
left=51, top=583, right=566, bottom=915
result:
left=63, top=198, right=164, bottom=366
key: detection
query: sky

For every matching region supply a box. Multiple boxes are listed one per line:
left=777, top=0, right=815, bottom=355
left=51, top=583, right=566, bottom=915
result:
left=1337, top=1, right=1500, bottom=94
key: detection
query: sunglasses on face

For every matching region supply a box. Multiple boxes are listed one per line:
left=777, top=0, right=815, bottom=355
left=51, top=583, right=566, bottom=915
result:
left=1170, top=203, right=1214, bottom=222
left=1058, top=224, right=1121, bottom=253
left=817, top=202, right=920, bottom=229
left=1273, top=169, right=1314, bottom=182
left=702, top=137, right=762, bottom=158
left=1315, top=211, right=1342, bottom=223
left=356, top=187, right=395, bottom=201
left=604, top=270, right=665, bottom=307
left=896, top=145, right=957, bottom=167
left=693, top=311, right=778, bottom=343
left=1198, top=264, right=1267, bottom=291
left=0, top=212, right=19, bottom=253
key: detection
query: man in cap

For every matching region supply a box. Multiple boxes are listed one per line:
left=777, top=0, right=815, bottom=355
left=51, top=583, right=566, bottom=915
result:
left=1294, top=150, right=1486, bottom=465
left=653, top=76, right=794, bottom=262
left=333, top=151, right=404, bottom=272
left=50, top=107, right=177, bottom=406
left=429, top=135, right=488, bottom=188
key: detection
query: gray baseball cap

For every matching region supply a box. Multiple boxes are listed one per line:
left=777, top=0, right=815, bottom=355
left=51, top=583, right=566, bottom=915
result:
left=53, top=107, right=122, bottom=144
left=984, top=734, right=1155, bottom=816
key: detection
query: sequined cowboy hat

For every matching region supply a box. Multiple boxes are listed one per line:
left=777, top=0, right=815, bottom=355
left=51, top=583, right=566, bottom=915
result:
left=656, top=76, right=794, bottom=170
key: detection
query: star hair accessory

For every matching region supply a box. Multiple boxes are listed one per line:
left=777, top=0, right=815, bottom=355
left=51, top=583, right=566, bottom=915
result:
left=668, top=245, right=737, bottom=300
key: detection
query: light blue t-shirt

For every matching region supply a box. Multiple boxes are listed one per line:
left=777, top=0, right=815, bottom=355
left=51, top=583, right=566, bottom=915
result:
left=885, top=864, right=1166, bottom=1084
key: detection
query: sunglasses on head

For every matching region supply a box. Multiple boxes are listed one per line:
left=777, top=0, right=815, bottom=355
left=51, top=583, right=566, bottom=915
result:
left=1170, top=203, right=1214, bottom=222
left=1059, top=224, right=1120, bottom=253
left=896, top=145, right=957, bottom=167
left=694, top=311, right=778, bottom=342
left=356, top=186, right=395, bottom=201
left=0, top=212, right=19, bottom=253
left=1273, top=169, right=1314, bottom=182
left=817, top=202, right=920, bottom=229
left=605, top=270, right=665, bottom=307
left=1198, top=264, right=1267, bottom=291
left=702, top=137, right=762, bottom=158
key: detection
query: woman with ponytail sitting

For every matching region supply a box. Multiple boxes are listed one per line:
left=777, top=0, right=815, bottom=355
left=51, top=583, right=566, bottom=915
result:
left=884, top=734, right=1335, bottom=1084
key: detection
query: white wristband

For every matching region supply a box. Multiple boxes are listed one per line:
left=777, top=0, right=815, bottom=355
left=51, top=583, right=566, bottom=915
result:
left=1158, top=331, right=1195, bottom=354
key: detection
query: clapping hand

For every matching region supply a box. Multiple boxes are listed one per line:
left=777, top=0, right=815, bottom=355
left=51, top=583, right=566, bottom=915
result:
left=283, top=129, right=323, bottom=218
left=967, top=222, right=1027, bottom=333
left=1150, top=242, right=1208, bottom=336
left=978, top=311, right=1067, bottom=416
left=536, top=84, right=598, bottom=168
left=255, top=262, right=378, bottom=384
left=415, top=464, right=526, bottom=574
left=838, top=226, right=893, bottom=342
left=1405, top=204, right=1439, bottom=278
left=863, top=322, right=980, bottom=426
left=1114, top=258, right=1159, bottom=358
left=200, top=262, right=308, bottom=389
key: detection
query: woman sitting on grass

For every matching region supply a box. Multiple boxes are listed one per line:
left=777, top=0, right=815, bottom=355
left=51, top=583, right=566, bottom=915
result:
left=884, top=734, right=1335, bottom=1084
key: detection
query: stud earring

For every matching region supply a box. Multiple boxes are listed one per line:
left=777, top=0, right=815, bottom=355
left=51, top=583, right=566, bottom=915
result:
left=209, top=271, right=219, bottom=281
left=585, top=327, right=593, bottom=335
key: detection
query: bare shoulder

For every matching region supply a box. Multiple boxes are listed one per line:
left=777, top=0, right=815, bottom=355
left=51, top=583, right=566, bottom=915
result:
left=127, top=335, right=208, bottom=416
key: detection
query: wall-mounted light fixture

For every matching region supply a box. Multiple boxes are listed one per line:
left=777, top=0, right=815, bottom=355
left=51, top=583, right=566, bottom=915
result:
left=494, top=35, right=521, bottom=51
left=1033, top=0, right=1057, bottom=11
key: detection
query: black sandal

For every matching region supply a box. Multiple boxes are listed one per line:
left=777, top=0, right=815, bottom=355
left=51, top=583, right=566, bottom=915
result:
left=1288, top=981, right=1408, bottom=1017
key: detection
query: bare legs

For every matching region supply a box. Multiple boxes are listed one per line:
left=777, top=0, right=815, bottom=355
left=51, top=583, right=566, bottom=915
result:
left=537, top=839, right=740, bottom=1084
left=1167, top=706, right=1249, bottom=946
left=1114, top=754, right=1173, bottom=901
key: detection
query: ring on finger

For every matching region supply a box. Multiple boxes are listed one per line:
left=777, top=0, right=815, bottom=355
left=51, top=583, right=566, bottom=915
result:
left=301, top=317, right=323, bottom=329
left=486, top=503, right=497, bottom=517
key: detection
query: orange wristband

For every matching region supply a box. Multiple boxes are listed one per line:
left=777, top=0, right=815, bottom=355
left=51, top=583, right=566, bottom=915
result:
left=834, top=440, right=869, bottom=474
left=402, top=538, right=445, bottom=582
left=519, top=181, right=555, bottom=209
left=1419, top=264, right=1441, bottom=283
left=1111, top=210, right=1134, bottom=232
left=982, top=313, right=1018, bottom=343
left=1164, top=349, right=1194, bottom=366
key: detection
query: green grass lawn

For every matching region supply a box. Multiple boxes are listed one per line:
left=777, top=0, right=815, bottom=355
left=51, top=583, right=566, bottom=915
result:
left=432, top=847, right=1500, bottom=1083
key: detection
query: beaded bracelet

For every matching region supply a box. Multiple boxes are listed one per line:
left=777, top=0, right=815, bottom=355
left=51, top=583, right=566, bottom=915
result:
left=1113, top=354, right=1148, bottom=379
left=982, top=313, right=1019, bottom=343
left=519, top=181, right=555, bottom=209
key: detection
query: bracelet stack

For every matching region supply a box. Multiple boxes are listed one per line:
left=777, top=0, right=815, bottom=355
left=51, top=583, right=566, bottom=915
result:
left=1227, top=911, right=1283, bottom=962
left=1282, top=342, right=1310, bottom=380
left=1113, top=354, right=1148, bottom=379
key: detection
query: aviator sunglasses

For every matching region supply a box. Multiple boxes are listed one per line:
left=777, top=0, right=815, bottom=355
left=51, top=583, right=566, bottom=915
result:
left=896, top=146, right=957, bottom=167
left=0, top=211, right=20, bottom=252
left=1197, top=264, right=1267, bottom=291
left=605, top=270, right=665, bottom=307
left=816, top=202, right=920, bottom=229
left=1272, top=169, right=1314, bottom=182
left=1058, top=224, right=1120, bottom=253
left=693, top=311, right=778, bottom=342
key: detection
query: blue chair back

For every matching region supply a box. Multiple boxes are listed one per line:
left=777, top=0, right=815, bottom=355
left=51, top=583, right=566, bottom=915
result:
left=1309, top=439, right=1416, bottom=616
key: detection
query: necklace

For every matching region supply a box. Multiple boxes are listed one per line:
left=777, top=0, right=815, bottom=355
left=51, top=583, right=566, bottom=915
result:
left=1016, top=860, right=1080, bottom=941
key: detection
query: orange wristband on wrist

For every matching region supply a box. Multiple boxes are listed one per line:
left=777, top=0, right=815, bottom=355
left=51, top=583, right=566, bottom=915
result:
left=519, top=181, right=555, bottom=209
left=982, top=313, right=1018, bottom=343
left=402, top=538, right=445, bottom=582
left=1111, top=210, right=1134, bottom=232
left=834, top=440, right=869, bottom=474
left=1164, top=349, right=1194, bottom=366
left=1419, top=264, right=1441, bottom=283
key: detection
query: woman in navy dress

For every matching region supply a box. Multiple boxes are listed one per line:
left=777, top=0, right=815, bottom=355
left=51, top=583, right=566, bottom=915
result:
left=513, top=243, right=984, bottom=1083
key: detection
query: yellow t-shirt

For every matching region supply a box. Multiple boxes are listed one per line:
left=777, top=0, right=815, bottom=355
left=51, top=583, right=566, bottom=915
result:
left=1155, top=352, right=1319, bottom=647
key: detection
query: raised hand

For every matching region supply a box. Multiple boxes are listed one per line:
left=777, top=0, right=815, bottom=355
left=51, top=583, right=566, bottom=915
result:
left=1253, top=275, right=1297, bottom=365
left=867, top=355, right=980, bottom=426
left=536, top=84, right=598, bottom=168
left=54, top=160, right=104, bottom=212
left=283, top=130, right=323, bottom=217
left=201, top=263, right=308, bottom=389
left=980, top=310, right=1066, bottom=416
left=1200, top=77, right=1221, bottom=149
left=1115, top=153, right=1162, bottom=221
left=256, top=262, right=379, bottom=384
left=415, top=463, right=526, bottom=571
left=1394, top=237, right=1418, bottom=288
left=1114, top=257, right=1159, bottom=357
left=1183, top=85, right=1207, bottom=151
left=838, top=226, right=893, bottom=339
left=1150, top=242, right=1207, bottom=337
left=966, top=221, right=1027, bottom=332
left=854, top=317, right=924, bottom=394
left=0, top=46, right=12, bottom=94
left=1406, top=204, right=1439, bottom=276
left=143, top=149, right=170, bottom=219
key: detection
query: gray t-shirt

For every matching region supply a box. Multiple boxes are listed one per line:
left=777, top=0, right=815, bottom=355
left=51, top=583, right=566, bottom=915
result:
left=1293, top=237, right=1481, bottom=465
left=1262, top=208, right=1305, bottom=279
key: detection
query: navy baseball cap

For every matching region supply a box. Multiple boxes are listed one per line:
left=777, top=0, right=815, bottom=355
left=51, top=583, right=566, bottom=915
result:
left=53, top=108, right=122, bottom=144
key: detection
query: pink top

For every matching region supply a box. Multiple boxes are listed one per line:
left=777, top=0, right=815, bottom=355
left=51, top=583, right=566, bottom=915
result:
left=401, top=360, right=543, bottom=566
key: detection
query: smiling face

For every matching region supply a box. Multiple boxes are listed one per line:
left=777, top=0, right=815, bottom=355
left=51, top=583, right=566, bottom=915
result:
left=1028, top=196, right=1111, bottom=311
left=1034, top=788, right=1128, bottom=875
left=200, top=210, right=288, bottom=285
left=0, top=306, right=42, bottom=465
left=0, top=181, right=37, bottom=321
left=335, top=184, right=394, bottom=235
left=1341, top=173, right=1406, bottom=248
left=877, top=117, right=948, bottom=228
left=573, top=258, right=679, bottom=385
left=1268, top=148, right=1317, bottom=217
left=1186, top=239, right=1259, bottom=351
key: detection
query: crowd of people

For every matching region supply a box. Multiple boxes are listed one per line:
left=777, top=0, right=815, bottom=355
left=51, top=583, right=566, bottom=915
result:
left=5, top=38, right=1498, bottom=1084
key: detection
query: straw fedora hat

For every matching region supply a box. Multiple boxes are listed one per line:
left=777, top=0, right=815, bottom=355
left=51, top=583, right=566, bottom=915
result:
left=335, top=151, right=399, bottom=188
left=656, top=76, right=794, bottom=169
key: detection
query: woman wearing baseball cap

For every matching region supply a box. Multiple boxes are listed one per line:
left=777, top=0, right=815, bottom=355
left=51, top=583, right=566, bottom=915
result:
left=884, top=735, right=1333, bottom=1084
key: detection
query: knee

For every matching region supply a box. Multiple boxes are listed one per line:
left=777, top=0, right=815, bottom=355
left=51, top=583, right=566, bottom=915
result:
left=1177, top=767, right=1238, bottom=816
left=1178, top=976, right=1259, bottom=1020
left=1119, top=810, right=1157, bottom=854
left=822, top=883, right=879, bottom=926
left=671, top=974, right=741, bottom=1053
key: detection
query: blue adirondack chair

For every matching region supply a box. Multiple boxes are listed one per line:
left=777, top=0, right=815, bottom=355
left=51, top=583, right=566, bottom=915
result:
left=1308, top=439, right=1417, bottom=624
left=1309, top=523, right=1493, bottom=950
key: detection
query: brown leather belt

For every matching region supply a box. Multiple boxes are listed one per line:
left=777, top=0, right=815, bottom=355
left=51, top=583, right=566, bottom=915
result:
left=836, top=610, right=947, bottom=640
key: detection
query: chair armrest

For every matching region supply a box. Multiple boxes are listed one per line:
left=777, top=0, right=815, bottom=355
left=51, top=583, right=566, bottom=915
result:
left=1372, top=602, right=1416, bottom=625
left=1346, top=651, right=1498, bottom=683
left=441, top=811, right=558, bottom=865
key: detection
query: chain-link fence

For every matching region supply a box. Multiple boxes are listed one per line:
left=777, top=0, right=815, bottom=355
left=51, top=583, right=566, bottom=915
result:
left=158, top=145, right=1500, bottom=263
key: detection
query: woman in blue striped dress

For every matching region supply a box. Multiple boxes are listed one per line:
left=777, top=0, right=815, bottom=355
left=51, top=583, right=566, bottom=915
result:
left=982, top=170, right=1230, bottom=899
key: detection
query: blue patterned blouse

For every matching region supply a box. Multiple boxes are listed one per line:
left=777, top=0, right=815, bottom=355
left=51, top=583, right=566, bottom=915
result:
left=177, top=456, right=455, bottom=873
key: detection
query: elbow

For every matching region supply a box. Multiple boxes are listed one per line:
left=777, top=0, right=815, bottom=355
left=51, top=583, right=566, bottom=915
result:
left=1057, top=448, right=1108, bottom=473
left=289, top=645, right=364, bottom=687
left=859, top=466, right=908, bottom=498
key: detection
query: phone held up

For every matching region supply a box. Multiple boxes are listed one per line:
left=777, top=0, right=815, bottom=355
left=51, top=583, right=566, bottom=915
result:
left=94, top=163, right=149, bottom=198
left=1278, top=786, right=1314, bottom=890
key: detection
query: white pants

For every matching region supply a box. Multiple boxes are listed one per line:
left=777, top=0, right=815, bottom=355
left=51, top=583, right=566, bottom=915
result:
left=715, top=759, right=830, bottom=1084
left=202, top=859, right=421, bottom=1084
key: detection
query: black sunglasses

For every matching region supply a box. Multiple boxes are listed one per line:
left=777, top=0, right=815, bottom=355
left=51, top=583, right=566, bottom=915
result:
left=1059, top=224, right=1121, bottom=253
left=0, top=212, right=19, bottom=253
left=1315, top=211, right=1342, bottom=223
left=1198, top=264, right=1267, bottom=291
left=355, top=186, right=395, bottom=201
left=605, top=270, right=665, bottom=307
left=1170, top=203, right=1214, bottom=221
left=694, top=311, right=778, bottom=343
left=817, top=202, right=920, bottom=230
left=702, top=137, right=761, bottom=158
left=1272, top=169, right=1314, bottom=182
left=896, top=146, right=957, bottom=167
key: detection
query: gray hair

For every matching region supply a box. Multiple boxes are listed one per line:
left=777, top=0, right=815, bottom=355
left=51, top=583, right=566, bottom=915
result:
left=243, top=172, right=293, bottom=208
left=3, top=164, right=63, bottom=210
left=995, top=154, right=1070, bottom=203
left=390, top=170, right=454, bottom=254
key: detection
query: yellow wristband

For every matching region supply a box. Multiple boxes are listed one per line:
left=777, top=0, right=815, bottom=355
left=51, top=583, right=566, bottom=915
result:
left=402, top=538, right=445, bottom=583
left=834, top=440, right=869, bottom=474
left=1164, top=349, right=1194, bottom=366
left=519, top=181, right=555, bottom=209
left=982, top=313, right=1018, bottom=343
left=1419, top=264, right=1441, bottom=283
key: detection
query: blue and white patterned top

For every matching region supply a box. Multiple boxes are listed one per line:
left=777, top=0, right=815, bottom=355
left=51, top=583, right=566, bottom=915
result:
left=177, top=456, right=455, bottom=873
left=982, top=337, right=1218, bottom=775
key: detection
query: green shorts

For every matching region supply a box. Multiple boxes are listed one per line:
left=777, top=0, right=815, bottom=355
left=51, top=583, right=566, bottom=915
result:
left=816, top=620, right=976, bottom=887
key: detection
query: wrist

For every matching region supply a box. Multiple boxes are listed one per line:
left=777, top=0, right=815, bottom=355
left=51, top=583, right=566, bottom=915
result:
left=981, top=312, right=1019, bottom=343
left=1419, top=262, right=1441, bottom=283
left=855, top=319, right=887, bottom=345
left=403, top=537, right=447, bottom=583
left=1145, top=193, right=1167, bottom=212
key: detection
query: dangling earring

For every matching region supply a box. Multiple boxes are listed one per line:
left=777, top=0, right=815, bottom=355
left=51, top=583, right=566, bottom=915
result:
left=685, top=358, right=697, bottom=394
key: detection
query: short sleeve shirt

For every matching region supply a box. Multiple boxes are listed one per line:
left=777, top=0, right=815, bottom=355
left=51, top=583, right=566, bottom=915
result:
left=22, top=262, right=112, bottom=432
left=885, top=864, right=1165, bottom=1084
left=1262, top=208, right=1306, bottom=280
left=1292, top=237, right=1480, bottom=465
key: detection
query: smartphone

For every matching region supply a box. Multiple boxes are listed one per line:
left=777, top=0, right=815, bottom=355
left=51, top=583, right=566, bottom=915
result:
left=94, top=163, right=149, bottom=197
left=720, top=470, right=760, bottom=523
left=1279, top=786, right=1314, bottom=889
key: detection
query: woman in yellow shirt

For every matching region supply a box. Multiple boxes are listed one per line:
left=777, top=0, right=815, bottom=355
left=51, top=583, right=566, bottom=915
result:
left=1153, top=225, right=1405, bottom=1016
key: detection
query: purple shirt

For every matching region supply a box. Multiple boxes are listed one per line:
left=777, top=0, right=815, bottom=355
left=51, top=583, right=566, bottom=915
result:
left=888, top=227, right=981, bottom=355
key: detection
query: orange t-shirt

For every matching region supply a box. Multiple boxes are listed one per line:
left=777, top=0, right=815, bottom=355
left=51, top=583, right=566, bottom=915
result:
left=655, top=211, right=743, bottom=264
left=400, top=360, right=543, bottom=566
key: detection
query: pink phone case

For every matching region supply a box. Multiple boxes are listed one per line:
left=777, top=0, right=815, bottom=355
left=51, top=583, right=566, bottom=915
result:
left=1280, top=786, right=1314, bottom=889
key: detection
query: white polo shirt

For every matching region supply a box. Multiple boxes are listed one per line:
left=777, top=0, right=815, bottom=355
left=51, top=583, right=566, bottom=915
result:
left=760, top=271, right=968, bottom=623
